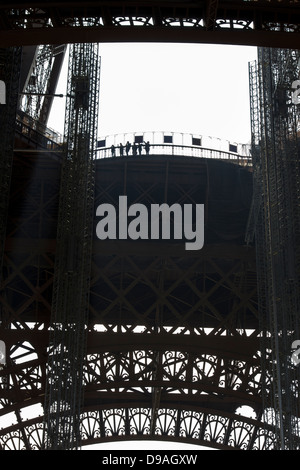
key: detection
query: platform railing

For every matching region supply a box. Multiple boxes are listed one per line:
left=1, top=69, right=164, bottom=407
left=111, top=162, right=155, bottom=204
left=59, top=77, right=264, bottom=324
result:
left=15, top=111, right=63, bottom=151
left=95, top=143, right=252, bottom=166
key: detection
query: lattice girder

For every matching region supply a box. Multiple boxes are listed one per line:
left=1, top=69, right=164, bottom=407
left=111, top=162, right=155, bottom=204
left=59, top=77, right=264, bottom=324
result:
left=90, top=245, right=258, bottom=332
left=249, top=47, right=300, bottom=449
left=0, top=2, right=300, bottom=48
left=0, top=329, right=274, bottom=450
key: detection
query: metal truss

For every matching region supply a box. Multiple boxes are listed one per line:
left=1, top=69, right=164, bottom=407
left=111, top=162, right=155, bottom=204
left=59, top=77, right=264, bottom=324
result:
left=91, top=156, right=256, bottom=331
left=0, top=320, right=275, bottom=450
left=0, top=1, right=300, bottom=48
left=249, top=48, right=300, bottom=449
left=1, top=2, right=300, bottom=452
left=0, top=330, right=275, bottom=450
left=3, top=34, right=300, bottom=449
left=0, top=47, right=22, bottom=282
left=43, top=42, right=100, bottom=449
left=19, top=44, right=66, bottom=126
left=0, top=142, right=283, bottom=449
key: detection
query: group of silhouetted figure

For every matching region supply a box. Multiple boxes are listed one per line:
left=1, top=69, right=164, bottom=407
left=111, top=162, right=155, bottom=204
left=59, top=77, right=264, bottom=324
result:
left=111, top=141, right=151, bottom=158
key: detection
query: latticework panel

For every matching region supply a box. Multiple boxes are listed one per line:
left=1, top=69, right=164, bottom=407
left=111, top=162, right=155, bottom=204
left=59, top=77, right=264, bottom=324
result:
left=249, top=47, right=300, bottom=449
left=0, top=47, right=22, bottom=278
left=0, top=330, right=276, bottom=450
left=0, top=2, right=300, bottom=48
left=44, top=42, right=100, bottom=449
left=0, top=144, right=273, bottom=449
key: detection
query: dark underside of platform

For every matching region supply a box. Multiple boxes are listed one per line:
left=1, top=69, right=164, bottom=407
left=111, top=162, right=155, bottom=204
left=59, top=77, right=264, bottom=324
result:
left=5, top=150, right=257, bottom=331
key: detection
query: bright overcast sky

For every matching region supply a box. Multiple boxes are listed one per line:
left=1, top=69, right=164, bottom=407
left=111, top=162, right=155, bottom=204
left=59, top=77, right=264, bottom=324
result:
left=48, top=42, right=258, bottom=145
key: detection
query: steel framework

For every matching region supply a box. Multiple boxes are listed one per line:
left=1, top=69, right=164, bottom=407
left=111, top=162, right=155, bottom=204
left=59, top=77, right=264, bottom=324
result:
left=1, top=141, right=273, bottom=449
left=0, top=1, right=300, bottom=49
left=44, top=42, right=100, bottom=449
left=0, top=46, right=21, bottom=286
left=1, top=2, right=300, bottom=452
left=19, top=44, right=66, bottom=126
left=249, top=47, right=300, bottom=449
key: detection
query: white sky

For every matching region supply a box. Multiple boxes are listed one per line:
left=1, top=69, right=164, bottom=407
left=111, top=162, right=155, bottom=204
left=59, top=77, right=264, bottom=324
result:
left=48, top=42, right=258, bottom=145
left=47, top=42, right=258, bottom=451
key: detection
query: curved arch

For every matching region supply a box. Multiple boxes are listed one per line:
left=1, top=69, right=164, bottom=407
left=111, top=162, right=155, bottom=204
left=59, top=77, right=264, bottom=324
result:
left=0, top=332, right=274, bottom=450
left=0, top=403, right=276, bottom=450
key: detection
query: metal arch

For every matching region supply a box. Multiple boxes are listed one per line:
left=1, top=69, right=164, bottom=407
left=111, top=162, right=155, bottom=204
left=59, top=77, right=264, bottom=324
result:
left=0, top=1, right=299, bottom=48
left=0, top=331, right=275, bottom=450
left=0, top=408, right=275, bottom=450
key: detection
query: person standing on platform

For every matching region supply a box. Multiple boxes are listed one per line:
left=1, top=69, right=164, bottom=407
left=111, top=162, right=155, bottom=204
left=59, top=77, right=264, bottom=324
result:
left=138, top=142, right=143, bottom=156
left=132, top=142, right=137, bottom=156
left=145, top=141, right=150, bottom=155
left=126, top=141, right=131, bottom=156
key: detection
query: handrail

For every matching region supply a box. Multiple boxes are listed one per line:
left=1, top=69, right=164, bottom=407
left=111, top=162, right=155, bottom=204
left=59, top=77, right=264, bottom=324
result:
left=15, top=112, right=63, bottom=152
left=14, top=117, right=252, bottom=167
left=95, top=143, right=252, bottom=166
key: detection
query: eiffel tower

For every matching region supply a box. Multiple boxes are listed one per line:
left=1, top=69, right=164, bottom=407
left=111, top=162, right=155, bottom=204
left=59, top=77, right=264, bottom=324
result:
left=0, top=2, right=300, bottom=450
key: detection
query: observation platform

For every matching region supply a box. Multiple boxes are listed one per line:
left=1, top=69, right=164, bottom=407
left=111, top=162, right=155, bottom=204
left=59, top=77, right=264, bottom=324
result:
left=96, top=131, right=252, bottom=166
left=14, top=119, right=252, bottom=167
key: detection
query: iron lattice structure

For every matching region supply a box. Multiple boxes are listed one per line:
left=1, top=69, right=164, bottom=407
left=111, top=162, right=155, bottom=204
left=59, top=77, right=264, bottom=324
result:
left=0, top=46, right=22, bottom=282
left=0, top=1, right=300, bottom=49
left=249, top=47, right=300, bottom=449
left=19, top=44, right=66, bottom=126
left=44, top=42, right=100, bottom=449
left=1, top=129, right=275, bottom=449
left=1, top=3, right=300, bottom=451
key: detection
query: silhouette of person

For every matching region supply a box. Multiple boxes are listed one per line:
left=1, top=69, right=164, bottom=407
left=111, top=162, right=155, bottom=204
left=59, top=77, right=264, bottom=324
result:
left=145, top=141, right=150, bottom=155
left=132, top=142, right=137, bottom=156
left=111, top=144, right=115, bottom=157
left=119, top=143, right=124, bottom=157
left=138, top=142, right=143, bottom=155
left=126, top=141, right=131, bottom=156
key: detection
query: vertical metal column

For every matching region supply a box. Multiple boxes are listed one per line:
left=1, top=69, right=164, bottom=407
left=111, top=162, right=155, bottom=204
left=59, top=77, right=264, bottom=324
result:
left=250, top=47, right=300, bottom=450
left=0, top=47, right=21, bottom=278
left=44, top=43, right=100, bottom=450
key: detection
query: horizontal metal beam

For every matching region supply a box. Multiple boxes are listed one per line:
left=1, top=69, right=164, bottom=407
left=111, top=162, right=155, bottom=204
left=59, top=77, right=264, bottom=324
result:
left=4, top=236, right=256, bottom=261
left=0, top=328, right=260, bottom=358
left=0, top=26, right=299, bottom=48
left=0, top=1, right=300, bottom=47
left=86, top=331, right=260, bottom=360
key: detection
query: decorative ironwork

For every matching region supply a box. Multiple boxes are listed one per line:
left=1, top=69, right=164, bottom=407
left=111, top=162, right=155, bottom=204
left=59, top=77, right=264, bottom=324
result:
left=0, top=2, right=300, bottom=47
left=0, top=333, right=276, bottom=449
